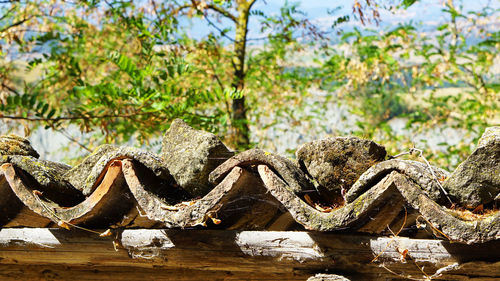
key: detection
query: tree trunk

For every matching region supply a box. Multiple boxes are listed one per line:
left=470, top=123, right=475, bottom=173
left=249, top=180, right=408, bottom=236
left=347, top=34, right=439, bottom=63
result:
left=230, top=1, right=254, bottom=149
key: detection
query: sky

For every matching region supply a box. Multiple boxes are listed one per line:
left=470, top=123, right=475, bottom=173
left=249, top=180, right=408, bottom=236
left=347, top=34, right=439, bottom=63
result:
left=184, top=0, right=500, bottom=42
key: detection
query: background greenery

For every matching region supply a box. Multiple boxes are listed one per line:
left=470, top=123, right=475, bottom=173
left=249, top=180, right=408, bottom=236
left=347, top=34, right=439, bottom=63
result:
left=0, top=0, right=498, bottom=169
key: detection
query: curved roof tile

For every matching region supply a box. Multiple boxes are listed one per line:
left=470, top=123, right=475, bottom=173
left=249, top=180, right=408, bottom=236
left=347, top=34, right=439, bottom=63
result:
left=0, top=125, right=498, bottom=245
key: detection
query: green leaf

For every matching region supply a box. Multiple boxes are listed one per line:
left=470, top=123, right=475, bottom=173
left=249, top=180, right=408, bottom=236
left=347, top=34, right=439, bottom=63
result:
left=47, top=109, right=56, bottom=119
left=13, top=95, right=21, bottom=106
left=41, top=104, right=49, bottom=115
left=402, top=0, right=418, bottom=8
left=437, top=24, right=449, bottom=31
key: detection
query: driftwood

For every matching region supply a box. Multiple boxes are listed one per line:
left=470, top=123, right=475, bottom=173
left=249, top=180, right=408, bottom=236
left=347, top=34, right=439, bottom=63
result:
left=0, top=228, right=498, bottom=280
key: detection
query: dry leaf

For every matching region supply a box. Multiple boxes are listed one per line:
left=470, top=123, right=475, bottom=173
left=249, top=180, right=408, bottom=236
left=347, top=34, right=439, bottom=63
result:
left=210, top=217, right=221, bottom=225
left=32, top=190, right=43, bottom=196
left=473, top=204, right=483, bottom=214
left=314, top=204, right=333, bottom=213
left=57, top=220, right=71, bottom=230
left=398, top=248, right=409, bottom=263
left=100, top=229, right=113, bottom=237
left=304, top=194, right=334, bottom=213
left=207, top=213, right=221, bottom=225
left=112, top=240, right=120, bottom=251
left=303, top=194, right=314, bottom=205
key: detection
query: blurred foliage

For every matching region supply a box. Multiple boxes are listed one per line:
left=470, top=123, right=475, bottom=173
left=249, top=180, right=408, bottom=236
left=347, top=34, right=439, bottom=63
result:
left=0, top=1, right=225, bottom=150
left=0, top=0, right=498, bottom=170
left=0, top=0, right=339, bottom=151
left=320, top=1, right=499, bottom=169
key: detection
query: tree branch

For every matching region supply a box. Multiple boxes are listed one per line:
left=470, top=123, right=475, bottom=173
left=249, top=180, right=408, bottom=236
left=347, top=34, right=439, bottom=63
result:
left=178, top=1, right=237, bottom=23
left=1, top=82, right=20, bottom=96
left=208, top=58, right=232, bottom=117
left=0, top=112, right=155, bottom=122
left=175, top=2, right=237, bottom=41
left=57, top=127, right=91, bottom=152
left=0, top=16, right=32, bottom=33
left=206, top=4, right=237, bottom=23
left=248, top=0, right=257, bottom=10
left=462, top=66, right=488, bottom=93
left=205, top=16, right=235, bottom=42
left=174, top=4, right=192, bottom=15
left=0, top=6, right=16, bottom=22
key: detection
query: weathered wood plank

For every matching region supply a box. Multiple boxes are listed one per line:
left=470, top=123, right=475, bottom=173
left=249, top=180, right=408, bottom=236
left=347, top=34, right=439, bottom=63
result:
left=0, top=228, right=497, bottom=280
left=0, top=264, right=311, bottom=281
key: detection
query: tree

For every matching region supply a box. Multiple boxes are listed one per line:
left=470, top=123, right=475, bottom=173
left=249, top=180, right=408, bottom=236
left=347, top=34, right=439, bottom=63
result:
left=0, top=0, right=385, bottom=153
left=169, top=0, right=331, bottom=148
left=172, top=0, right=389, bottom=148
left=176, top=0, right=257, bottom=147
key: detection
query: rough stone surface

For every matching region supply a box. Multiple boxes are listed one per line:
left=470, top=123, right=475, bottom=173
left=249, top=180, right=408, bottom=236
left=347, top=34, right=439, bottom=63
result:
left=443, top=127, right=500, bottom=208
left=478, top=126, right=500, bottom=148
left=161, top=119, right=234, bottom=197
left=65, top=144, right=170, bottom=196
left=1, top=155, right=71, bottom=186
left=209, top=148, right=315, bottom=194
left=259, top=166, right=500, bottom=243
left=0, top=135, right=39, bottom=158
left=296, top=137, right=386, bottom=201
left=345, top=159, right=450, bottom=204
left=1, top=126, right=499, bottom=244
left=0, top=155, right=84, bottom=205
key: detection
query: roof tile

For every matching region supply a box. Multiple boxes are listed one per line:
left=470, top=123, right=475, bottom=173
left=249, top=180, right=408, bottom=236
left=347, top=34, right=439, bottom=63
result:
left=0, top=124, right=498, bottom=244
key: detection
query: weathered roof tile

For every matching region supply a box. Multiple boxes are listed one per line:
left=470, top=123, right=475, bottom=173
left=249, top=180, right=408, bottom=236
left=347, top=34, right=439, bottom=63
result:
left=0, top=124, right=498, bottom=244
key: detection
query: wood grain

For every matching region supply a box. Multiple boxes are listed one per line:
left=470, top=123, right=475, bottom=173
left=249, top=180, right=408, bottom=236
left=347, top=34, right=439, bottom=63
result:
left=0, top=228, right=497, bottom=280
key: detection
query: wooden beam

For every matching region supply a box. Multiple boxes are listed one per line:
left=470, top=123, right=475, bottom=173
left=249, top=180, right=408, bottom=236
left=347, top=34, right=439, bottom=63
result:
left=0, top=228, right=498, bottom=280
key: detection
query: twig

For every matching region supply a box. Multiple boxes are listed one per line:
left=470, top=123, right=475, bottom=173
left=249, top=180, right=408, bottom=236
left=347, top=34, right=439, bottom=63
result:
left=371, top=206, right=407, bottom=262
left=57, top=128, right=91, bottom=152
left=430, top=263, right=460, bottom=279
left=413, top=258, right=431, bottom=280
left=410, top=148, right=453, bottom=204
left=416, top=215, right=453, bottom=242
left=390, top=147, right=453, bottom=204
left=205, top=16, right=236, bottom=42
left=380, top=264, right=424, bottom=281
left=32, top=190, right=102, bottom=235
left=136, top=206, right=148, bottom=218
left=205, top=3, right=237, bottom=23
left=208, top=59, right=232, bottom=120
left=1, top=82, right=20, bottom=96
left=0, top=6, right=16, bottom=22
left=0, top=111, right=155, bottom=122
left=389, top=150, right=411, bottom=159
left=0, top=16, right=33, bottom=33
